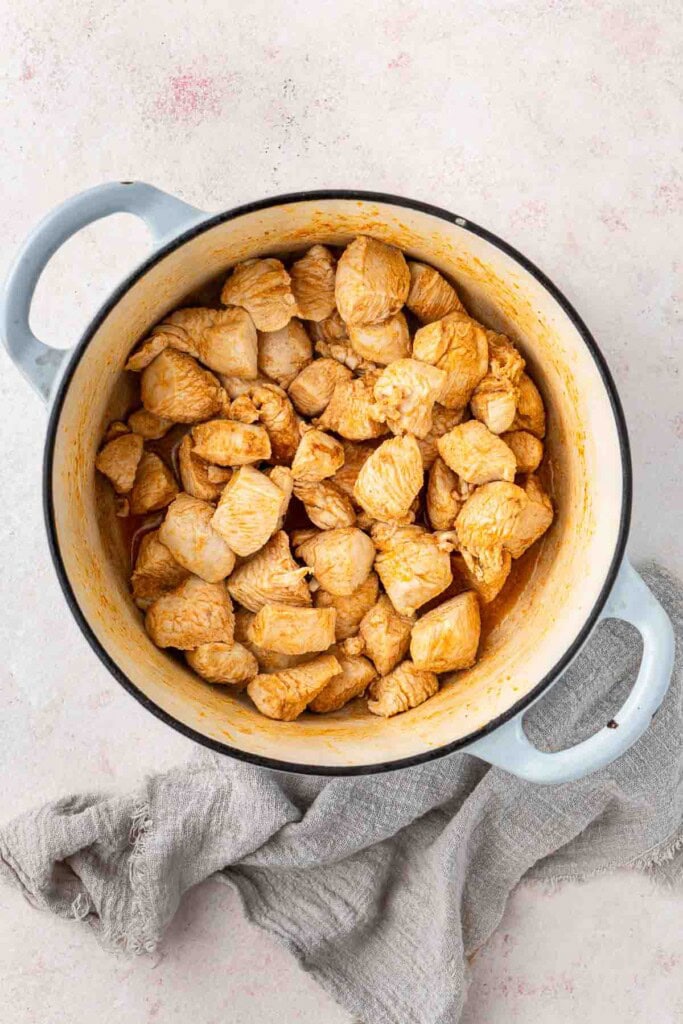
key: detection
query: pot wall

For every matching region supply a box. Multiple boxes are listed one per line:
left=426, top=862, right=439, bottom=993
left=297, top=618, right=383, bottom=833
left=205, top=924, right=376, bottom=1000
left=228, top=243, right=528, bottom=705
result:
left=48, top=196, right=625, bottom=769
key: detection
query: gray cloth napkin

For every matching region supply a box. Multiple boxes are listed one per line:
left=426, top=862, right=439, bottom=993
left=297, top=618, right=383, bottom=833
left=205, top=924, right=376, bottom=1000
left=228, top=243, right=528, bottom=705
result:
left=1, top=564, right=681, bottom=1024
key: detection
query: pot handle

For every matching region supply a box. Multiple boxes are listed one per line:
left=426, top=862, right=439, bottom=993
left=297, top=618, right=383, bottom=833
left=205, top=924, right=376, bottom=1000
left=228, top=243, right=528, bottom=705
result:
left=467, top=559, right=675, bottom=784
left=1, top=182, right=206, bottom=403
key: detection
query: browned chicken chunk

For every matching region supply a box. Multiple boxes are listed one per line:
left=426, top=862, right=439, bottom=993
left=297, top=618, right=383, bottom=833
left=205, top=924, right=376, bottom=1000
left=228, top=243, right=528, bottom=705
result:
left=406, top=261, right=464, bottom=323
left=287, top=357, right=352, bottom=417
left=413, top=312, right=489, bottom=408
left=227, top=531, right=311, bottom=611
left=131, top=530, right=189, bottom=610
left=95, top=433, right=143, bottom=494
left=437, top=420, right=516, bottom=485
left=186, top=642, right=258, bottom=687
left=316, top=373, right=387, bottom=441
left=308, top=649, right=376, bottom=712
left=289, top=245, right=337, bottom=321
left=293, top=479, right=357, bottom=530
left=258, top=319, right=313, bottom=387
left=353, top=435, right=424, bottom=523
left=177, top=434, right=231, bottom=502
left=335, top=236, right=410, bottom=325
left=291, top=428, right=345, bottom=481
left=145, top=576, right=234, bottom=649
left=373, top=524, right=453, bottom=617
left=221, top=258, right=298, bottom=332
left=129, top=452, right=179, bottom=514
left=247, top=603, right=336, bottom=655
left=158, top=493, right=236, bottom=582
left=247, top=653, right=342, bottom=721
left=410, top=592, right=481, bottom=672
left=294, top=527, right=376, bottom=597
left=191, top=419, right=271, bottom=466
left=348, top=312, right=411, bottom=365
left=367, top=660, right=439, bottom=717
left=358, top=593, right=414, bottom=676
left=141, top=349, right=224, bottom=423
left=211, top=466, right=284, bottom=556
left=314, top=571, right=380, bottom=641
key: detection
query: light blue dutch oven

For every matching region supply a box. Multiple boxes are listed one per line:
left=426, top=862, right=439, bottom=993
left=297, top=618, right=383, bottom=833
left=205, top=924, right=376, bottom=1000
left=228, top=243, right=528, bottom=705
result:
left=1, top=182, right=675, bottom=782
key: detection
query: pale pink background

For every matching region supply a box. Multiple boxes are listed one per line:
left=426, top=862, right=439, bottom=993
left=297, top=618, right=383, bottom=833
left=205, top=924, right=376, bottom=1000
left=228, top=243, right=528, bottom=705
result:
left=0, top=0, right=681, bottom=1021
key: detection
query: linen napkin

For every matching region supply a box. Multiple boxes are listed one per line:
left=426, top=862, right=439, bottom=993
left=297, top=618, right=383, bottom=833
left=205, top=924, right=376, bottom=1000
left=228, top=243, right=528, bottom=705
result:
left=1, top=564, right=681, bottom=1024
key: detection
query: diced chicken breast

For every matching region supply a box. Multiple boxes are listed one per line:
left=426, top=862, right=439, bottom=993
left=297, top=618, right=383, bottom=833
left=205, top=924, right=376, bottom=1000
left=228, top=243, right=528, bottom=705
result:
left=258, top=319, right=313, bottom=387
left=373, top=524, right=453, bottom=617
left=314, top=571, right=379, bottom=641
left=131, top=530, right=190, bottom=610
left=267, top=465, right=294, bottom=529
left=289, top=245, right=337, bottom=321
left=249, top=383, right=300, bottom=464
left=511, top=372, right=546, bottom=438
left=500, top=430, right=544, bottom=474
left=95, top=433, right=144, bottom=494
left=186, top=642, right=258, bottom=687
left=335, top=236, right=410, bottom=325
left=145, top=576, right=234, bottom=649
left=102, top=421, right=130, bottom=443
left=287, top=357, right=352, bottom=416
left=406, top=261, right=464, bottom=323
left=227, top=531, right=311, bottom=612
left=452, top=549, right=512, bottom=604
left=158, top=492, right=236, bottom=582
left=470, top=376, right=517, bottom=434
left=291, top=429, right=345, bottom=482
left=247, top=653, right=342, bottom=721
left=307, top=308, right=348, bottom=346
left=141, top=349, right=224, bottom=423
left=127, top=409, right=173, bottom=440
left=506, top=474, right=554, bottom=558
left=129, top=452, right=179, bottom=514
left=221, top=258, right=298, bottom=332
left=314, top=337, right=377, bottom=374
left=358, top=594, right=414, bottom=676
left=294, top=527, right=376, bottom=597
left=211, top=466, right=284, bottom=556
left=367, top=660, right=439, bottom=717
left=416, top=404, right=466, bottom=470
left=372, top=358, right=447, bottom=438
left=308, top=650, right=376, bottom=712
left=426, top=457, right=468, bottom=530
left=353, top=435, right=424, bottom=522
left=348, top=312, right=411, bottom=365
left=293, top=479, right=357, bottom=530
left=437, top=420, right=516, bottom=484
left=331, top=441, right=376, bottom=500
left=316, top=373, right=387, bottom=441
left=191, top=419, right=271, bottom=466
left=413, top=312, right=489, bottom=408
left=247, top=604, right=337, bottom=655
left=178, top=434, right=231, bottom=502
left=410, top=592, right=481, bottom=672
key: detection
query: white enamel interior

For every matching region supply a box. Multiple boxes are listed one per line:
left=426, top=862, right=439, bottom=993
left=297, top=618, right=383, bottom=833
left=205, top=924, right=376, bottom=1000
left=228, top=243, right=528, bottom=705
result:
left=49, top=197, right=625, bottom=769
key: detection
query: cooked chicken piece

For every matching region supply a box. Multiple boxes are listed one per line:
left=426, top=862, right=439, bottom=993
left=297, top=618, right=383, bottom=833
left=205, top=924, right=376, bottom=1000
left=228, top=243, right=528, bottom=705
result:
left=247, top=652, right=342, bottom=721
left=102, top=420, right=131, bottom=444
left=247, top=604, right=336, bottom=655
left=348, top=312, right=411, bottom=365
left=129, top=452, right=179, bottom=514
left=416, top=404, right=467, bottom=469
left=452, top=549, right=512, bottom=604
left=293, top=479, right=357, bottom=530
left=227, top=531, right=311, bottom=611
left=289, top=244, right=337, bottom=321
left=186, top=642, right=258, bottom=687
left=141, top=349, right=224, bottom=423
left=316, top=372, right=387, bottom=441
left=314, top=337, right=377, bottom=374
left=372, top=358, right=446, bottom=438
left=470, top=377, right=517, bottom=434
left=335, top=236, right=410, bottom=325
left=95, top=433, right=143, bottom=494
left=358, top=594, right=414, bottom=675
left=287, top=357, right=352, bottom=417
left=511, top=373, right=546, bottom=438
left=308, top=649, right=376, bottom=712
left=235, top=609, right=310, bottom=672
left=410, top=592, right=481, bottom=673
left=437, top=420, right=516, bottom=484
left=220, top=373, right=276, bottom=399
left=500, top=430, right=544, bottom=474
left=257, top=319, right=313, bottom=387
left=367, top=660, right=438, bottom=717
left=228, top=394, right=260, bottom=423
left=507, top=474, right=553, bottom=558
left=373, top=524, right=453, bottom=617
left=221, top=257, right=298, bottom=332
left=314, top=571, right=379, bottom=641
left=158, top=493, right=236, bottom=583
left=487, top=330, right=526, bottom=382
left=248, top=383, right=300, bottom=464
left=135, top=307, right=259, bottom=378
left=145, top=576, right=234, bottom=649
left=291, top=428, right=345, bottom=482
left=178, top=434, right=231, bottom=502
left=455, top=482, right=532, bottom=583
left=353, top=435, right=423, bottom=523
left=307, top=308, right=348, bottom=346
left=191, top=419, right=271, bottom=466
left=211, top=465, right=284, bottom=556
left=426, top=457, right=471, bottom=530
left=331, top=441, right=376, bottom=500
left=405, top=261, right=464, bottom=323
left=413, top=312, right=489, bottom=408
left=131, top=530, right=190, bottom=610
left=267, top=465, right=294, bottom=529
left=125, top=334, right=169, bottom=372
left=127, top=408, right=173, bottom=440
left=294, top=527, right=376, bottom=597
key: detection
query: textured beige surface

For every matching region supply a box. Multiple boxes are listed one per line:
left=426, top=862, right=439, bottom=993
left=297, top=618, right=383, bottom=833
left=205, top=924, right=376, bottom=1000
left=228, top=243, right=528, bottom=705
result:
left=0, top=0, right=681, bottom=1021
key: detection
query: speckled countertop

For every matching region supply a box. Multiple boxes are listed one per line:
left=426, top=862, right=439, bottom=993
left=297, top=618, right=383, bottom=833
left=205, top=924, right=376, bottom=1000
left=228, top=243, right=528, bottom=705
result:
left=1, top=1, right=681, bottom=1021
